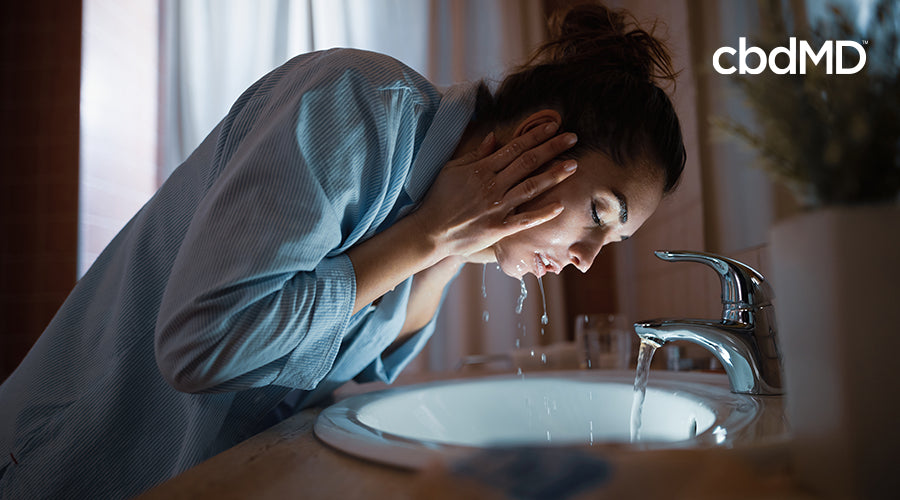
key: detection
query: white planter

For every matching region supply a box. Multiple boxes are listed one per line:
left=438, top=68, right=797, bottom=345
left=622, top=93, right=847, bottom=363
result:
left=770, top=205, right=900, bottom=499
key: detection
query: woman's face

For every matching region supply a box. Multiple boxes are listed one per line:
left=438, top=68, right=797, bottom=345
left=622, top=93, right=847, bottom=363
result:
left=493, top=151, right=665, bottom=279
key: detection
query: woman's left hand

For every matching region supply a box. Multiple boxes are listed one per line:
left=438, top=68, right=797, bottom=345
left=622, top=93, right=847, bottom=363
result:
left=347, top=122, right=576, bottom=314
left=409, top=122, right=578, bottom=263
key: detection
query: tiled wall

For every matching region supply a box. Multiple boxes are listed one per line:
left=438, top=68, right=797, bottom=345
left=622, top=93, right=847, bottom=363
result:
left=0, top=2, right=83, bottom=379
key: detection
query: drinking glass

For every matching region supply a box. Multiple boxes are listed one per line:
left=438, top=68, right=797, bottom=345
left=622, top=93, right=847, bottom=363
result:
left=574, top=314, right=632, bottom=369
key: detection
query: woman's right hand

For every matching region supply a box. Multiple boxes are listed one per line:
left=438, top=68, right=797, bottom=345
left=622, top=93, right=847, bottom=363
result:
left=410, top=122, right=579, bottom=263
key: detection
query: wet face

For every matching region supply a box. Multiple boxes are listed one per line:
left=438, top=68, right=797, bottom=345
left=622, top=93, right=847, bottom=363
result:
left=493, top=151, right=665, bottom=279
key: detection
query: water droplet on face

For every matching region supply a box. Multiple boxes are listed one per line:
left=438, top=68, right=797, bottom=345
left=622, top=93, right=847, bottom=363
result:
left=541, top=353, right=547, bottom=364
left=482, top=311, right=489, bottom=322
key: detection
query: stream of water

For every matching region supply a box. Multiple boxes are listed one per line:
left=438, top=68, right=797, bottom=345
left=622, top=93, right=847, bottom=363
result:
left=515, top=278, right=528, bottom=314
left=485, top=268, right=664, bottom=445
left=630, top=338, right=660, bottom=442
left=481, top=264, right=489, bottom=322
left=537, top=276, right=549, bottom=327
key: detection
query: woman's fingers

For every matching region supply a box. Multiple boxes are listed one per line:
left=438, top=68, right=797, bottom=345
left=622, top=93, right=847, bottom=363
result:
left=497, top=203, right=565, bottom=239
left=500, top=160, right=578, bottom=207
left=486, top=122, right=558, bottom=172
left=493, top=132, right=578, bottom=190
left=412, top=123, right=577, bottom=261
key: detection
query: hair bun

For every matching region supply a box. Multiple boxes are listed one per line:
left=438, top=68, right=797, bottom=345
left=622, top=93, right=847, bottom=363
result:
left=537, top=2, right=677, bottom=86
left=550, top=2, right=627, bottom=43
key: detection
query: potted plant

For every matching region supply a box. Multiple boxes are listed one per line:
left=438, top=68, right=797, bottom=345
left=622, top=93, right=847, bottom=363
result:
left=717, top=2, right=899, bottom=498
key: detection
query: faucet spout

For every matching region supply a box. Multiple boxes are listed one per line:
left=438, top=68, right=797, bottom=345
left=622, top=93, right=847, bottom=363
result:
left=634, top=251, right=784, bottom=395
left=635, top=318, right=781, bottom=395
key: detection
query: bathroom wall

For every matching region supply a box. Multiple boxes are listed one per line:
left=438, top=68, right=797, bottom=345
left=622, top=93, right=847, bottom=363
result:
left=0, top=2, right=83, bottom=379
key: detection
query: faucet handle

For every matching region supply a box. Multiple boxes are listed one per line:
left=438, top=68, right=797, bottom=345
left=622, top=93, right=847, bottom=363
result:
left=654, top=250, right=774, bottom=312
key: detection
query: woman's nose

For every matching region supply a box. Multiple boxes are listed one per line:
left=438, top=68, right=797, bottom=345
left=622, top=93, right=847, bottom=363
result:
left=568, top=242, right=603, bottom=273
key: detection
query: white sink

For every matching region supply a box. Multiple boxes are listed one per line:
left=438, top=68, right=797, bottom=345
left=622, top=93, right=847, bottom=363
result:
left=315, top=371, right=763, bottom=469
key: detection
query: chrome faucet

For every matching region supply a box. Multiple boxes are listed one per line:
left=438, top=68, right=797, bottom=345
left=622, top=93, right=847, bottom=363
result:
left=634, top=251, right=783, bottom=395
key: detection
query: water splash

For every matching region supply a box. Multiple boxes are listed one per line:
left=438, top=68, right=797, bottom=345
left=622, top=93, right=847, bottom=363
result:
left=630, top=338, right=660, bottom=442
left=537, top=276, right=549, bottom=326
left=515, top=278, right=528, bottom=314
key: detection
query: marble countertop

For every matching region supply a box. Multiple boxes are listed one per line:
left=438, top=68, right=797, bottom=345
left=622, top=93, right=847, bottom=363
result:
left=137, top=370, right=816, bottom=499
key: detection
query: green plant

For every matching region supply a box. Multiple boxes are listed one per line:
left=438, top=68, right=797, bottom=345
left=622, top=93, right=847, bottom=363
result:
left=715, top=0, right=900, bottom=207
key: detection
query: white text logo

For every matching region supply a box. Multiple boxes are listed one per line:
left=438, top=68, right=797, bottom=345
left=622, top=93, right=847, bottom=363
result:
left=713, top=37, right=866, bottom=75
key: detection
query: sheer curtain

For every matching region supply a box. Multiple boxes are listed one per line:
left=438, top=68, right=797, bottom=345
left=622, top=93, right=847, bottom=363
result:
left=158, top=0, right=555, bottom=373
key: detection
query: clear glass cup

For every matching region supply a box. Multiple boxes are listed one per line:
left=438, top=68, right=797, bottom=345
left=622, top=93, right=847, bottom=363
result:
left=574, top=314, right=632, bottom=369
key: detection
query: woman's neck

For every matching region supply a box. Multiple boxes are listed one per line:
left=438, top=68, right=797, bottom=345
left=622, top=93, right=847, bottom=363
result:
left=451, top=120, right=500, bottom=161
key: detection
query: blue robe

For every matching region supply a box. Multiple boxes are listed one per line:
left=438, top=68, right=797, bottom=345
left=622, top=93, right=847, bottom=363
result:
left=0, top=48, right=476, bottom=498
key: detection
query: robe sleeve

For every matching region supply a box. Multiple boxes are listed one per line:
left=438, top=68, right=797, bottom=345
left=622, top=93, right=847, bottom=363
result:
left=154, top=50, right=435, bottom=394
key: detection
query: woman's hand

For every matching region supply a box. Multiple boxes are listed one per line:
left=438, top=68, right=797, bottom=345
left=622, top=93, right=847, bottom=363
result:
left=346, top=122, right=576, bottom=314
left=410, top=122, right=578, bottom=262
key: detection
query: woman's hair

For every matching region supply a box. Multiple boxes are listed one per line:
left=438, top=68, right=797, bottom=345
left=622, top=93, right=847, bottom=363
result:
left=477, top=2, right=686, bottom=193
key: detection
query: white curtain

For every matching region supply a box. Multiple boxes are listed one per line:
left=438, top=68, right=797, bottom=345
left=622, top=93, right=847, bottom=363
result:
left=160, top=0, right=438, bottom=177
left=159, top=0, right=556, bottom=373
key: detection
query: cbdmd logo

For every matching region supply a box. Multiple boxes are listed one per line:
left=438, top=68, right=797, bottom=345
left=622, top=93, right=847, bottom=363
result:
left=713, top=37, right=867, bottom=74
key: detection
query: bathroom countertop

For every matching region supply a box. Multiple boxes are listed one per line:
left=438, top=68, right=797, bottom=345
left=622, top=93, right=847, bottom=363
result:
left=137, top=370, right=816, bottom=499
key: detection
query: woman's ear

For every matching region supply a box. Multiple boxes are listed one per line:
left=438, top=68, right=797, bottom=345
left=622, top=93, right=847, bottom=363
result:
left=512, top=109, right=563, bottom=138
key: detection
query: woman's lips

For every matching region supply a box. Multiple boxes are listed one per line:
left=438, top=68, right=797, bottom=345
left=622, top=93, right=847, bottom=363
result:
left=534, top=252, right=560, bottom=277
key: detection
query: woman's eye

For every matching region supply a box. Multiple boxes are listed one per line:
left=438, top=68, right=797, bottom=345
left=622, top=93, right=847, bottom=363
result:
left=591, top=201, right=606, bottom=228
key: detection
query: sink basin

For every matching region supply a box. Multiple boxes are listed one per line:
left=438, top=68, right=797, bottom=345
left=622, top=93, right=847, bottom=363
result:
left=315, top=371, right=764, bottom=469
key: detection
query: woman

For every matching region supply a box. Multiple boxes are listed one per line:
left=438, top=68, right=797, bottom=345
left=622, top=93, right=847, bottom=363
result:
left=0, top=3, right=684, bottom=497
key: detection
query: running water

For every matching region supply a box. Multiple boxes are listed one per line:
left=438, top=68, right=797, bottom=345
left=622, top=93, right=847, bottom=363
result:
left=537, top=276, right=549, bottom=327
left=481, top=264, right=489, bottom=322
left=515, top=278, right=528, bottom=314
left=630, top=338, right=660, bottom=442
